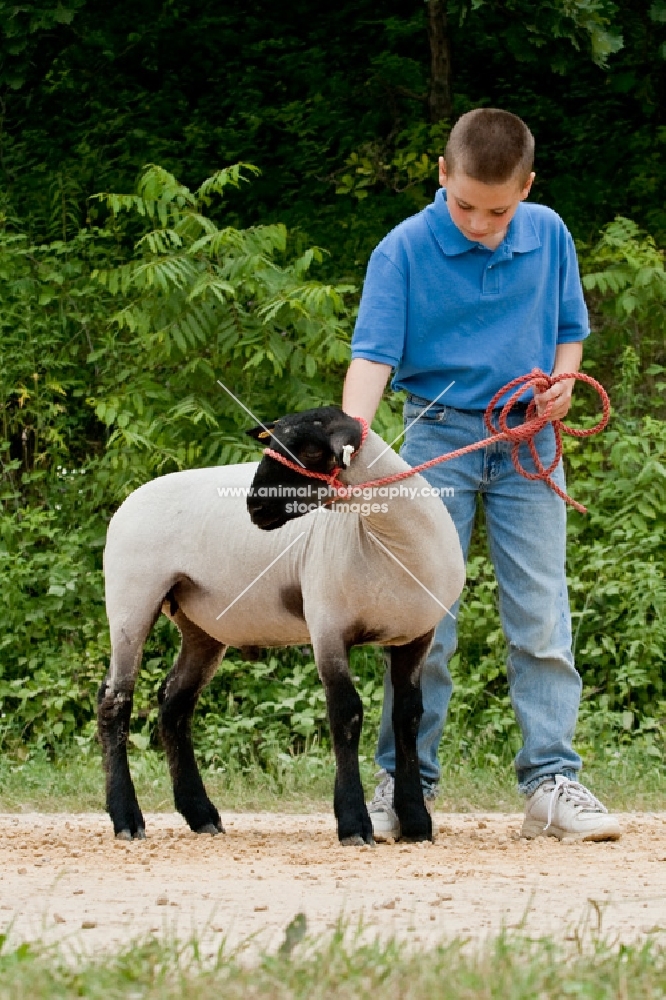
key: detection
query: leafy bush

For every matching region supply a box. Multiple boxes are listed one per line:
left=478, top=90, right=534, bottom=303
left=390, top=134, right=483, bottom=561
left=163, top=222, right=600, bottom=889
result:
left=580, top=216, right=666, bottom=417
left=90, top=163, right=354, bottom=498
left=0, top=164, right=358, bottom=756
left=0, top=168, right=664, bottom=773
left=568, top=416, right=666, bottom=746
left=444, top=415, right=666, bottom=764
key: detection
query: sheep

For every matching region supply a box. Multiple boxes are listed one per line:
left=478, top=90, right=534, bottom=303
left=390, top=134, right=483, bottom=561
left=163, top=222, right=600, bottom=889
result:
left=98, top=405, right=465, bottom=845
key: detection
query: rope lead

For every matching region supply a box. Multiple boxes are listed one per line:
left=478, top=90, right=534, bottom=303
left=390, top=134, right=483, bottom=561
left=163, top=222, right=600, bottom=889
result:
left=265, top=369, right=611, bottom=515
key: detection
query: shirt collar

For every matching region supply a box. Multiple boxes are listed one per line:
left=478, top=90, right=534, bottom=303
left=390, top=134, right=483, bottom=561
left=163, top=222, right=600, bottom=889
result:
left=425, top=188, right=541, bottom=258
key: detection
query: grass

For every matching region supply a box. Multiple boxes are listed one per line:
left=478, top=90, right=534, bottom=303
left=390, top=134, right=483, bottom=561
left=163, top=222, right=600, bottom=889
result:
left=0, top=736, right=664, bottom=814
left=2, top=925, right=666, bottom=998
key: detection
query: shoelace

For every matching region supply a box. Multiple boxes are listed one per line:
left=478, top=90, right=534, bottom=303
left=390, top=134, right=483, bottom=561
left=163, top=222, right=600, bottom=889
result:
left=369, top=772, right=395, bottom=811
left=544, top=775, right=608, bottom=833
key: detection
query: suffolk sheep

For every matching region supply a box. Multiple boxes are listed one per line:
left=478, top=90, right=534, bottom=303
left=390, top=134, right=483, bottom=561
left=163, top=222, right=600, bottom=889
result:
left=98, top=406, right=465, bottom=845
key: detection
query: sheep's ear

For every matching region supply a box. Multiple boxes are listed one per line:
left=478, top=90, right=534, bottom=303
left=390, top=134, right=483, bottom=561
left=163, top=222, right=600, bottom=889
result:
left=329, top=427, right=362, bottom=466
left=246, top=421, right=277, bottom=442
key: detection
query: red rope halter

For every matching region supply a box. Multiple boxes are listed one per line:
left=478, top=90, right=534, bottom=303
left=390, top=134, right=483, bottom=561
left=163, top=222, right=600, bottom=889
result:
left=264, top=369, right=611, bottom=515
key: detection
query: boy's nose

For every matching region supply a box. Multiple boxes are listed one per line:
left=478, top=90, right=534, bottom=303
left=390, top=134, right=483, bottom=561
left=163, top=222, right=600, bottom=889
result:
left=469, top=215, right=488, bottom=233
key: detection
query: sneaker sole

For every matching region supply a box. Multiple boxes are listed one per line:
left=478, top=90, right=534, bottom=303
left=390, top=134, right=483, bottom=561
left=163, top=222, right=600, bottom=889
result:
left=371, top=817, right=439, bottom=844
left=369, top=809, right=400, bottom=842
left=371, top=823, right=400, bottom=843
left=521, top=819, right=621, bottom=841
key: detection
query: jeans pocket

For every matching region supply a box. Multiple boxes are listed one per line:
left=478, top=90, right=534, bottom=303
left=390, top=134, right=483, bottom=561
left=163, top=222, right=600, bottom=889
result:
left=404, top=396, right=449, bottom=424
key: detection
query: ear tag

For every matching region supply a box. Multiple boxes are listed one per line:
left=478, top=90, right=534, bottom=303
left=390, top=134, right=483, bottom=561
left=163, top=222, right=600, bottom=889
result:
left=342, top=444, right=354, bottom=467
left=258, top=430, right=271, bottom=440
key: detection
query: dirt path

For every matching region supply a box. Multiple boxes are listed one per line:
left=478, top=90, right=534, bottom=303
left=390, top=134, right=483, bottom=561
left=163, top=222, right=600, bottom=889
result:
left=1, top=811, right=665, bottom=956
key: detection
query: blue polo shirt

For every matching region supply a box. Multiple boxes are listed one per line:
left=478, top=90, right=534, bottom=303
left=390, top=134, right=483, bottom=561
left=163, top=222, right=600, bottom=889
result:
left=351, top=188, right=589, bottom=409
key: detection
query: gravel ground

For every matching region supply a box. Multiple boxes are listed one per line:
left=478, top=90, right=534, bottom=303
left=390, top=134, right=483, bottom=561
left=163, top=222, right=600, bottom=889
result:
left=0, top=810, right=664, bottom=957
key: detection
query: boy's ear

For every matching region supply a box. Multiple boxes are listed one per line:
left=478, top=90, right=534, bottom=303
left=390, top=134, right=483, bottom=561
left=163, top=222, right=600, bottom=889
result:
left=246, top=421, right=277, bottom=442
left=521, top=171, right=536, bottom=200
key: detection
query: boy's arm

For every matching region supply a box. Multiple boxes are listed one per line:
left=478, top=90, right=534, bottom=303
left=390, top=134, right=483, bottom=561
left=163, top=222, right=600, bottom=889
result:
left=343, top=245, right=406, bottom=424
left=534, top=224, right=587, bottom=419
left=342, top=358, right=392, bottom=424
left=533, top=341, right=583, bottom=419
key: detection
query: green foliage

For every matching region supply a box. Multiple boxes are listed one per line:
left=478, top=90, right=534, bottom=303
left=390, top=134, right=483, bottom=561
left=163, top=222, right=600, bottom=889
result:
left=582, top=216, right=666, bottom=310
left=0, top=222, right=116, bottom=750
left=441, top=410, right=666, bottom=761
left=0, top=0, right=85, bottom=90
left=0, top=504, right=105, bottom=750
left=456, top=0, right=623, bottom=70
left=335, top=123, right=451, bottom=207
left=567, top=415, right=666, bottom=746
left=0, top=0, right=662, bottom=774
left=0, top=225, right=115, bottom=484
left=0, top=164, right=357, bottom=758
left=580, top=216, right=666, bottom=415
left=1, top=0, right=664, bottom=275
left=0, top=165, right=664, bottom=768
left=89, top=163, right=353, bottom=498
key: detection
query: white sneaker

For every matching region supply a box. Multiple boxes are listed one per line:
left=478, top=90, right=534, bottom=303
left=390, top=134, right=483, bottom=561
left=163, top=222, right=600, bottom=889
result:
left=521, top=775, right=621, bottom=841
left=367, top=771, right=437, bottom=842
left=368, top=771, right=400, bottom=841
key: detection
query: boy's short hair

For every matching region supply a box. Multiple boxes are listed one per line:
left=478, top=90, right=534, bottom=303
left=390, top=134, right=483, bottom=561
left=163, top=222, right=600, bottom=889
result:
left=445, top=108, right=534, bottom=185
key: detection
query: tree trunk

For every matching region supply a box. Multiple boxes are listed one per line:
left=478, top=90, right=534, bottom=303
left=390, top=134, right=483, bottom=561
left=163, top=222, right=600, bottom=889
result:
left=427, top=0, right=453, bottom=122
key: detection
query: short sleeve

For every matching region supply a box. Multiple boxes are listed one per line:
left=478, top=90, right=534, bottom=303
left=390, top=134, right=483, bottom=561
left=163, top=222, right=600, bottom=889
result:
left=351, top=249, right=407, bottom=366
left=558, top=227, right=590, bottom=343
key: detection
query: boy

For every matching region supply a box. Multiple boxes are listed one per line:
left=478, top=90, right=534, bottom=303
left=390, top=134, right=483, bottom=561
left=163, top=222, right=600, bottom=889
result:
left=342, top=108, right=620, bottom=842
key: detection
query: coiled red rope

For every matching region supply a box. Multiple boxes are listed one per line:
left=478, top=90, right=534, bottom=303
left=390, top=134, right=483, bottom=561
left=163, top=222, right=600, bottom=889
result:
left=264, top=369, right=611, bottom=515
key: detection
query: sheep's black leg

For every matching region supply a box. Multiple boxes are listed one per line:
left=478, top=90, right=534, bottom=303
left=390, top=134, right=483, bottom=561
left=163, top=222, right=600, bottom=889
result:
left=391, top=630, right=434, bottom=842
left=158, top=610, right=226, bottom=834
left=98, top=679, right=146, bottom=840
left=99, top=592, right=169, bottom=839
left=316, top=641, right=373, bottom=845
left=328, top=675, right=373, bottom=845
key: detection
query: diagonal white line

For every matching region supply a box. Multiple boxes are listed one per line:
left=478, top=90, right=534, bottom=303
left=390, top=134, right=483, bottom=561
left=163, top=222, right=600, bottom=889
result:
left=216, top=532, right=306, bottom=620
left=367, top=380, right=456, bottom=469
left=216, top=378, right=306, bottom=469
left=366, top=531, right=456, bottom=620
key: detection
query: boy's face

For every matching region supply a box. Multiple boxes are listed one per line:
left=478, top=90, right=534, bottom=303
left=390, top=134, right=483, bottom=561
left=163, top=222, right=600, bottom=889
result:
left=438, top=157, right=535, bottom=250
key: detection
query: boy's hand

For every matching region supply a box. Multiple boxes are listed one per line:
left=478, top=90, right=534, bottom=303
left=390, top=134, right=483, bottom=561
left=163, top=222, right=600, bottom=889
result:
left=535, top=342, right=584, bottom=420
left=534, top=378, right=575, bottom=420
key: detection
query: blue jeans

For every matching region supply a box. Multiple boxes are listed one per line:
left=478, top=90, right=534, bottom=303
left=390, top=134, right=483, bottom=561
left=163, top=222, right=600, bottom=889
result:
left=375, top=396, right=582, bottom=795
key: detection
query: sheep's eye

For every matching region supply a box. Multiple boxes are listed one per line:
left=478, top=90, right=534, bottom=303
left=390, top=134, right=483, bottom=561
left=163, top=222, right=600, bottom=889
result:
left=300, top=444, right=324, bottom=461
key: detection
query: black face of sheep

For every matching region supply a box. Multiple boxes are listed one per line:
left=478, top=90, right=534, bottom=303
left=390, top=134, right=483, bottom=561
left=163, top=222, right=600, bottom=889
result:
left=246, top=406, right=362, bottom=530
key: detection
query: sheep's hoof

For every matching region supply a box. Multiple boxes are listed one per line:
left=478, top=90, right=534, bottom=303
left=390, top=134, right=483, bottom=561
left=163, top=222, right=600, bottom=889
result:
left=196, top=822, right=224, bottom=836
left=116, top=827, right=146, bottom=841
left=340, top=834, right=375, bottom=847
